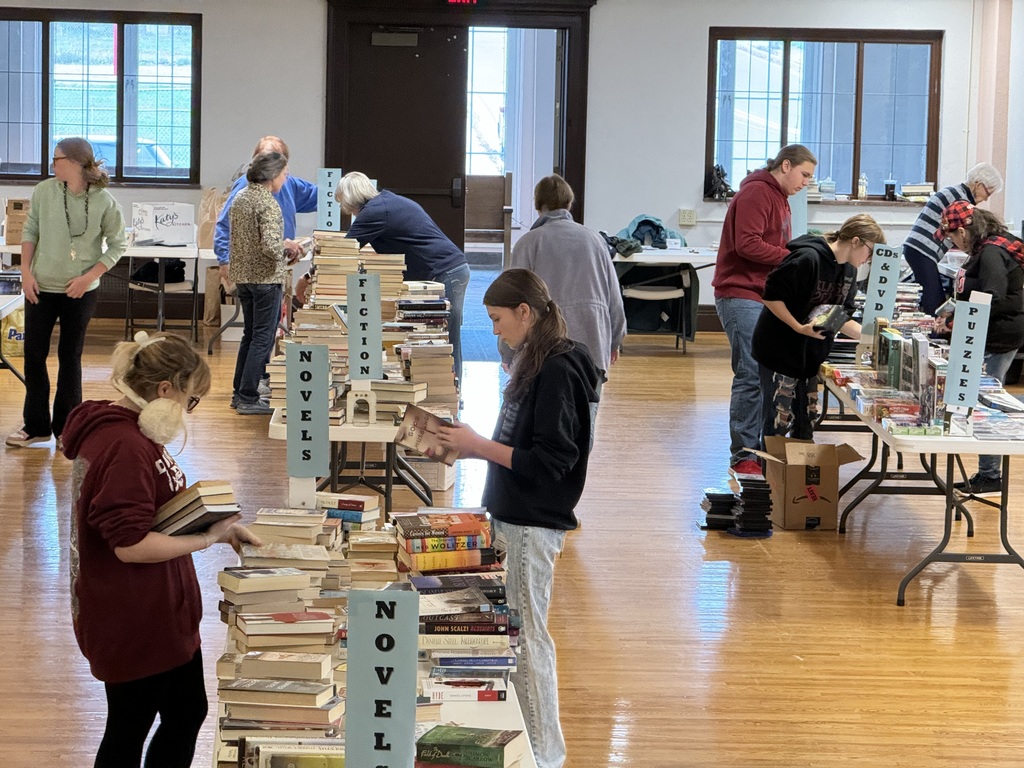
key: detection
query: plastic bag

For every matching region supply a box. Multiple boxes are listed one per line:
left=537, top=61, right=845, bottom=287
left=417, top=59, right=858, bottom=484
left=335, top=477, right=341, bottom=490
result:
left=1, top=307, right=25, bottom=357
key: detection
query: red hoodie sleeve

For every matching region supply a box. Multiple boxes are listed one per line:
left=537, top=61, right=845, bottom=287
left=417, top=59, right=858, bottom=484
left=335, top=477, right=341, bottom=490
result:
left=85, top=437, right=164, bottom=550
left=730, top=192, right=790, bottom=266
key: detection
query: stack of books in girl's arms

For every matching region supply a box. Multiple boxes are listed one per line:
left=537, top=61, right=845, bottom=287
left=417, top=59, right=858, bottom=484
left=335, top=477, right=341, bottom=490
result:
left=151, top=480, right=241, bottom=536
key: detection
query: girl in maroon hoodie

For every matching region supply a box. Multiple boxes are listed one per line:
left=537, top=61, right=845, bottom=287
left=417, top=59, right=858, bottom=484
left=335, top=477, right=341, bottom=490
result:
left=62, top=331, right=259, bottom=768
left=713, top=144, right=817, bottom=477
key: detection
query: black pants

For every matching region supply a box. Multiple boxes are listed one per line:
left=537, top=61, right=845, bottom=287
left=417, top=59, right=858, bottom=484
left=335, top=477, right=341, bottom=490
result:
left=23, top=289, right=99, bottom=439
left=95, top=649, right=208, bottom=768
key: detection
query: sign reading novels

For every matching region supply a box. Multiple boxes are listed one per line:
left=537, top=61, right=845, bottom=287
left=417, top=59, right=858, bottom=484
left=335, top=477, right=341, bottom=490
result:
left=317, top=167, right=342, bottom=231
left=944, top=291, right=991, bottom=415
left=345, top=590, right=419, bottom=768
left=285, top=343, right=330, bottom=479
left=348, top=272, right=383, bottom=380
left=860, top=244, right=902, bottom=337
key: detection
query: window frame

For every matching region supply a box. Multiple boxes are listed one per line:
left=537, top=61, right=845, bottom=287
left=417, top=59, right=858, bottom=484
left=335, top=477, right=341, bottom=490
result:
left=0, top=7, right=202, bottom=186
left=705, top=26, right=942, bottom=201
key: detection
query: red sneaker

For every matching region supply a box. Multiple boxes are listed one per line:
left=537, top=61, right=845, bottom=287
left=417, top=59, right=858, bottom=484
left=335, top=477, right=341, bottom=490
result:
left=729, top=459, right=764, bottom=479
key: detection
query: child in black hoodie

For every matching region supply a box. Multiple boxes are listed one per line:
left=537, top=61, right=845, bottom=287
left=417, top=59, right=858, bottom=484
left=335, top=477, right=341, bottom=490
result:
left=753, top=214, right=886, bottom=445
left=436, top=268, right=601, bottom=768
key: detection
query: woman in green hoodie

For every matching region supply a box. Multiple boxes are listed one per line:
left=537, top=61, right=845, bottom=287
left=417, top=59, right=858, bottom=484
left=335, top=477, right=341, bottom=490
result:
left=6, top=137, right=126, bottom=450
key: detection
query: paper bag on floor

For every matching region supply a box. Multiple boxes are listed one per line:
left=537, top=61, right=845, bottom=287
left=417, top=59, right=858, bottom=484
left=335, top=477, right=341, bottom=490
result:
left=1, top=306, right=25, bottom=357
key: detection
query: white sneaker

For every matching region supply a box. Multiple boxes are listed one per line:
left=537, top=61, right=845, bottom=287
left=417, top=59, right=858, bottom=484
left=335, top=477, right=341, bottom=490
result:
left=6, top=428, right=50, bottom=448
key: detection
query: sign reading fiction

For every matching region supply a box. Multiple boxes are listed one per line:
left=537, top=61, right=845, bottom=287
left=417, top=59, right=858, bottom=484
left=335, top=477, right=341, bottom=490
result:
left=285, top=343, right=330, bottom=478
left=944, top=291, right=991, bottom=414
left=859, top=244, right=902, bottom=337
left=345, top=590, right=419, bottom=768
left=317, top=168, right=342, bottom=231
left=348, top=272, right=384, bottom=380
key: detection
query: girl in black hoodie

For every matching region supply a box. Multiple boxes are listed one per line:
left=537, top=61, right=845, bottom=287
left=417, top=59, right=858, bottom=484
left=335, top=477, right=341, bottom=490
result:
left=753, top=214, right=886, bottom=446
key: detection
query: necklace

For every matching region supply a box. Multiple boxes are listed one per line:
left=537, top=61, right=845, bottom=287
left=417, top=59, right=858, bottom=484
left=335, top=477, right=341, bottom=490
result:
left=63, top=182, right=90, bottom=260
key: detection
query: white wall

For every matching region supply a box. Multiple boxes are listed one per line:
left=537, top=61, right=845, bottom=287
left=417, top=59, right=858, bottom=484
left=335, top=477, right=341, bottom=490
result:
left=585, top=0, right=993, bottom=303
left=1006, top=0, right=1024, bottom=233
left=0, top=0, right=327, bottom=237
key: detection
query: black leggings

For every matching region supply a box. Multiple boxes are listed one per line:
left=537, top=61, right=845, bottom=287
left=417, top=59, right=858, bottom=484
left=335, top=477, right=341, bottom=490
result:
left=95, top=649, right=208, bottom=768
left=22, top=288, right=99, bottom=439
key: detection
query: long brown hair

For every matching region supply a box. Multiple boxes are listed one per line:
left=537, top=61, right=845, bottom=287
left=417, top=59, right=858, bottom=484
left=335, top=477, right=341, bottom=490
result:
left=484, top=269, right=570, bottom=401
left=57, top=137, right=110, bottom=188
left=960, top=208, right=1011, bottom=255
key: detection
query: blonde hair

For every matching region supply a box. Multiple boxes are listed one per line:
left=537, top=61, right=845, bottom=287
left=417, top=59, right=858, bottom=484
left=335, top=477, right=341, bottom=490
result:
left=58, top=137, right=110, bottom=188
left=824, top=213, right=886, bottom=246
left=111, top=332, right=211, bottom=401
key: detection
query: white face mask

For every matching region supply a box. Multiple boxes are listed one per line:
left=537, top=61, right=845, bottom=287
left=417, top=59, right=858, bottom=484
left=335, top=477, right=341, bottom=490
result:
left=114, top=379, right=188, bottom=446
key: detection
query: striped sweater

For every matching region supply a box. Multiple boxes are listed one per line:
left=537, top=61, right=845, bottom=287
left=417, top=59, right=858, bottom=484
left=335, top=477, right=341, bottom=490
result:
left=902, top=183, right=975, bottom=263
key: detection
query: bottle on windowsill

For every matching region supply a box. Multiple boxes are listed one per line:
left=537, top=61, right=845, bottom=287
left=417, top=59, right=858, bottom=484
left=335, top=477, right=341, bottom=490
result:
left=858, top=173, right=868, bottom=200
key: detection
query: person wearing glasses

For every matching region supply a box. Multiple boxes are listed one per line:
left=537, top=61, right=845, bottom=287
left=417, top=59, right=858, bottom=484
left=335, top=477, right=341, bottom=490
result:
left=61, top=330, right=260, bottom=768
left=6, top=136, right=127, bottom=450
left=752, top=214, right=886, bottom=445
left=903, top=162, right=1004, bottom=314
left=227, top=150, right=291, bottom=415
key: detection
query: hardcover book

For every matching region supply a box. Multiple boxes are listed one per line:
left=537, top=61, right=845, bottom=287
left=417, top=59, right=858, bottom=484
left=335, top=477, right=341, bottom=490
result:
left=416, top=726, right=526, bottom=768
left=397, top=404, right=459, bottom=465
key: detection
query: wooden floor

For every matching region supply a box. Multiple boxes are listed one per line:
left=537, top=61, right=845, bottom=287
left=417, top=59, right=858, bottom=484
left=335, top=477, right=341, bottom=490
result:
left=4, top=322, right=1024, bottom=767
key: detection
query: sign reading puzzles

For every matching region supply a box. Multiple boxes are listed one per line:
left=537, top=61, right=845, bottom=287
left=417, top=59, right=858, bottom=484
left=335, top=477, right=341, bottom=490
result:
left=285, top=343, right=330, bottom=478
left=345, top=590, right=419, bottom=768
left=860, top=244, right=902, bottom=337
left=943, top=291, right=991, bottom=415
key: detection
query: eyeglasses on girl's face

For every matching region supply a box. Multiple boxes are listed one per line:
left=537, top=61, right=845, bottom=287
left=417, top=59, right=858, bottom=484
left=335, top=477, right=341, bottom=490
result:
left=186, top=395, right=201, bottom=413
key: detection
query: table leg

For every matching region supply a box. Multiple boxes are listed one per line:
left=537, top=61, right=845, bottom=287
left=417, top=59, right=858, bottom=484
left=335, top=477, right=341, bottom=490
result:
left=839, top=433, right=878, bottom=498
left=0, top=344, right=25, bottom=385
left=331, top=442, right=340, bottom=493
left=394, top=453, right=433, bottom=508
left=839, top=441, right=889, bottom=533
left=996, top=456, right=1024, bottom=567
left=919, top=453, right=973, bottom=535
left=156, top=260, right=166, bottom=331
left=384, top=443, right=396, bottom=516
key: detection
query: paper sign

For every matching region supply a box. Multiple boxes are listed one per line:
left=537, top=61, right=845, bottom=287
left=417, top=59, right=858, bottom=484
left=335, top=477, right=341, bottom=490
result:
left=860, top=244, right=902, bottom=336
left=944, top=291, right=991, bottom=414
left=285, top=343, right=330, bottom=478
left=345, top=589, right=419, bottom=768
left=317, top=168, right=342, bottom=231
left=131, top=202, right=195, bottom=246
left=348, top=272, right=383, bottom=379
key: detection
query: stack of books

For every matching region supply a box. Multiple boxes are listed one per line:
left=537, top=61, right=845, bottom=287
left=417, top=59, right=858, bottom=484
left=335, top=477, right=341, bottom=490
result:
left=266, top=351, right=347, bottom=424
left=234, top=736, right=346, bottom=767
left=730, top=477, right=773, bottom=537
left=370, top=378, right=428, bottom=418
left=700, top=487, right=736, bottom=531
left=240, top=543, right=333, bottom=586
left=229, top=610, right=341, bottom=655
left=346, top=530, right=400, bottom=588
left=151, top=480, right=240, bottom=536
left=317, top=491, right=382, bottom=534
left=247, top=507, right=330, bottom=546
left=400, top=342, right=459, bottom=407
left=217, top=567, right=316, bottom=627
left=393, top=508, right=496, bottom=574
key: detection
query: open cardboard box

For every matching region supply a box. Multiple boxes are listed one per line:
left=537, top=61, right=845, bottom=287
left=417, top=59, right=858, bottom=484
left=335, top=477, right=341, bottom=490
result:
left=747, top=437, right=862, bottom=530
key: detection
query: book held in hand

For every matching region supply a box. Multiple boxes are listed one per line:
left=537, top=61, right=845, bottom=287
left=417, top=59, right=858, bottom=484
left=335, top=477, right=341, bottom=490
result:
left=397, top=404, right=459, bottom=466
left=151, top=480, right=240, bottom=536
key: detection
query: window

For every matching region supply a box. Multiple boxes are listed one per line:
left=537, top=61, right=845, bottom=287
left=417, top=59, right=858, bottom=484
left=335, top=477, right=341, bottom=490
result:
left=0, top=10, right=200, bottom=184
left=707, top=28, right=941, bottom=198
left=466, top=27, right=509, bottom=175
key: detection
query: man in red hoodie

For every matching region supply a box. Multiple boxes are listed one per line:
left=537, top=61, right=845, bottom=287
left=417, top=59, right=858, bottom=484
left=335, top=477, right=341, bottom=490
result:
left=713, top=145, right=816, bottom=477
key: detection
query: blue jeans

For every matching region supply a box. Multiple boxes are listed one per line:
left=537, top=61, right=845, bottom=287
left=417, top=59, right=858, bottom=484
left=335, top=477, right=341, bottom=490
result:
left=715, top=297, right=764, bottom=464
left=492, top=519, right=567, bottom=768
left=978, top=349, right=1017, bottom=478
left=435, top=262, right=470, bottom=384
left=903, top=246, right=948, bottom=315
left=232, top=282, right=283, bottom=405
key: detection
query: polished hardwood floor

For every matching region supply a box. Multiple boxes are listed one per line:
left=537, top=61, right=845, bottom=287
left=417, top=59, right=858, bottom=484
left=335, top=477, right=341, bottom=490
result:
left=3, top=322, right=1024, bottom=766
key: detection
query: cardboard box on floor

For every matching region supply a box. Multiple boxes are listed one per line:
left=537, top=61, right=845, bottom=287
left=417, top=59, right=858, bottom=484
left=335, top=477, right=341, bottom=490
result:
left=748, top=437, right=862, bottom=531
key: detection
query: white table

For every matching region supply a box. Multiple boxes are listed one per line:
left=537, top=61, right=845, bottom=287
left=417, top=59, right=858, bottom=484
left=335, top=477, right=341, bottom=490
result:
left=0, top=292, right=25, bottom=385
left=268, top=409, right=433, bottom=513
left=824, top=379, right=1024, bottom=604
left=1, top=239, right=202, bottom=338
left=612, top=246, right=718, bottom=350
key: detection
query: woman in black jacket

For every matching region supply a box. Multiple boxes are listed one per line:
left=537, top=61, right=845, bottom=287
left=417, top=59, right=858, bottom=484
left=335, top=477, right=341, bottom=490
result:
left=935, top=201, right=1024, bottom=495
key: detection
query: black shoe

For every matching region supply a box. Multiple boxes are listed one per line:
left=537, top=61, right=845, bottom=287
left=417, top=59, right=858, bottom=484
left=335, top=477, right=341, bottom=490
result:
left=953, top=473, right=1002, bottom=497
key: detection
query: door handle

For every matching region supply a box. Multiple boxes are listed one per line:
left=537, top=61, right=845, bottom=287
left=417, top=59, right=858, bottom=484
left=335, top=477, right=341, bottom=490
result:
left=451, top=176, right=463, bottom=208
